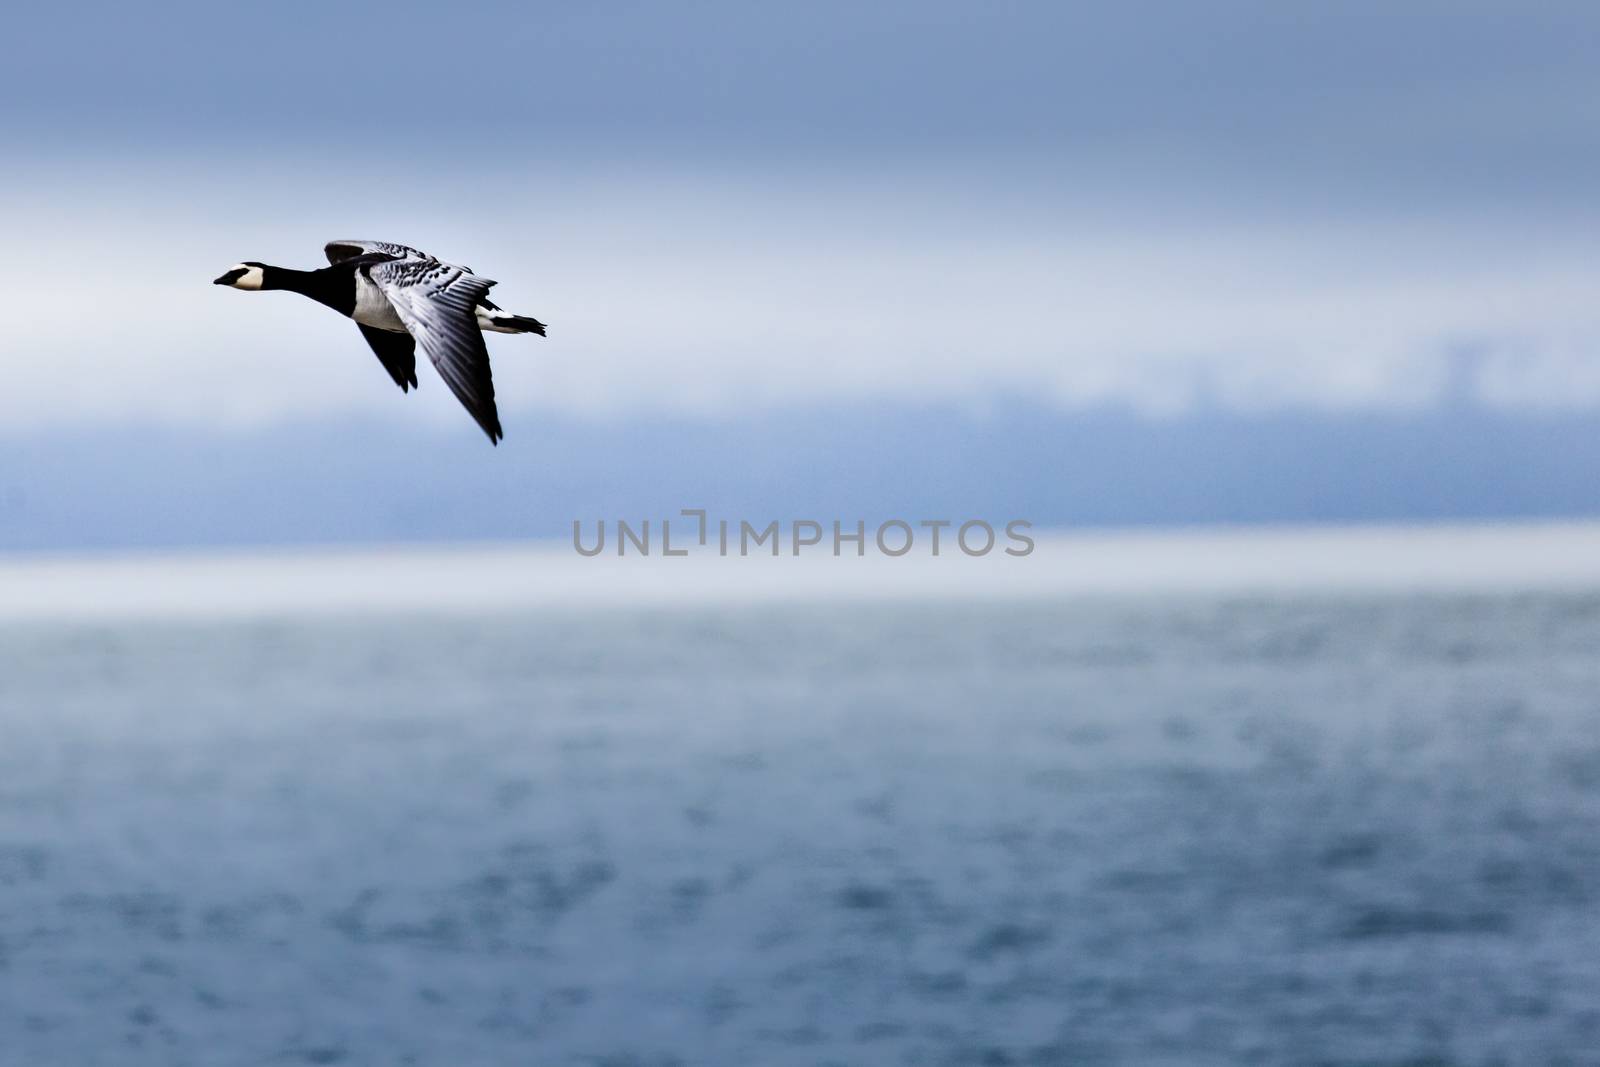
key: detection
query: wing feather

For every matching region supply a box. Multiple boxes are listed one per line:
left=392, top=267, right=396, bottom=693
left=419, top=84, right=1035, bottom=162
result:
left=325, top=240, right=475, bottom=274
left=356, top=324, right=418, bottom=392
left=368, top=259, right=502, bottom=443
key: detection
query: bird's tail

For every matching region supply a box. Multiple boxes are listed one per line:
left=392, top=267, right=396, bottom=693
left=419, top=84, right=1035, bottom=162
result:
left=477, top=305, right=547, bottom=336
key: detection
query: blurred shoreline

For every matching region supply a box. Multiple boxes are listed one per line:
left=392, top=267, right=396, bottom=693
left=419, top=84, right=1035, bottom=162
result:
left=4, top=519, right=1599, bottom=621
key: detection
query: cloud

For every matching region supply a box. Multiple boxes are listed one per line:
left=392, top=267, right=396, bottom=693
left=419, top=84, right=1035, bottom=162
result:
left=3, top=159, right=1600, bottom=430
left=5, top=2, right=1600, bottom=429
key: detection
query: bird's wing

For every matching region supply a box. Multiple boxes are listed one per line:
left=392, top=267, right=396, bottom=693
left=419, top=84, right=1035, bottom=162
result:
left=367, top=258, right=502, bottom=443
left=325, top=240, right=445, bottom=266
left=356, top=324, right=418, bottom=392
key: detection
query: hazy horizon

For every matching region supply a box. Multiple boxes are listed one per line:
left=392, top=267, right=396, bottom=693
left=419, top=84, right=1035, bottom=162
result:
left=3, top=399, right=1599, bottom=554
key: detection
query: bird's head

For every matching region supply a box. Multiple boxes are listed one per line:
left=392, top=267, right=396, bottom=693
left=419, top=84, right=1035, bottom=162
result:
left=213, top=262, right=267, bottom=290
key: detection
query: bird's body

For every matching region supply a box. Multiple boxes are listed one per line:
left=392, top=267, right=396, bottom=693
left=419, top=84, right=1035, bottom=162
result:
left=214, top=241, right=546, bottom=444
left=351, top=266, right=409, bottom=333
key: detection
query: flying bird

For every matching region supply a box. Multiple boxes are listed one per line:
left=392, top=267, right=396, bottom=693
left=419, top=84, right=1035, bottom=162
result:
left=214, top=240, right=546, bottom=444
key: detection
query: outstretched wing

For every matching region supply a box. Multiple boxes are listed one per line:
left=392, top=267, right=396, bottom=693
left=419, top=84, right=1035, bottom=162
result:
left=357, top=324, right=418, bottom=392
left=367, top=258, right=502, bottom=443
left=326, top=240, right=435, bottom=266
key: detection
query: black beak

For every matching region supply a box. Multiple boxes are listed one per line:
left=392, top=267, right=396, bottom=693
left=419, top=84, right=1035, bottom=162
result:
left=214, top=268, right=245, bottom=286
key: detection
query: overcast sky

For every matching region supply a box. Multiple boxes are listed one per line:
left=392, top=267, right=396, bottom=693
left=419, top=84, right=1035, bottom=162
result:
left=5, top=1, right=1600, bottom=431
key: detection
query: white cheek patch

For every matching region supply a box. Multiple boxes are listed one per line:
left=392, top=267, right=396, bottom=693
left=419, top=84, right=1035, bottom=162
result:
left=235, top=265, right=265, bottom=290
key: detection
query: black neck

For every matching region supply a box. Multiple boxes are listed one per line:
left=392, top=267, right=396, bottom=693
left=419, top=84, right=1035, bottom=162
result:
left=261, top=264, right=353, bottom=316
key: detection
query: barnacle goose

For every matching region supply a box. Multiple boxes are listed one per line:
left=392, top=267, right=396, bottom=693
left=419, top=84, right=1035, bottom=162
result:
left=214, top=240, right=547, bottom=444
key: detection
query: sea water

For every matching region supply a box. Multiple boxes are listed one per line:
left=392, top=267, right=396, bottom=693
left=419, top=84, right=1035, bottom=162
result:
left=2, top=583, right=1599, bottom=1065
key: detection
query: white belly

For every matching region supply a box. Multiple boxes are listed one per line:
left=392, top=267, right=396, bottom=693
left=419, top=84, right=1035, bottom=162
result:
left=352, top=270, right=408, bottom=332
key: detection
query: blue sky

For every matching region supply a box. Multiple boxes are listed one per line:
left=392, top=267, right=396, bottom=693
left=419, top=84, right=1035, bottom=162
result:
left=3, top=2, right=1600, bottom=547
